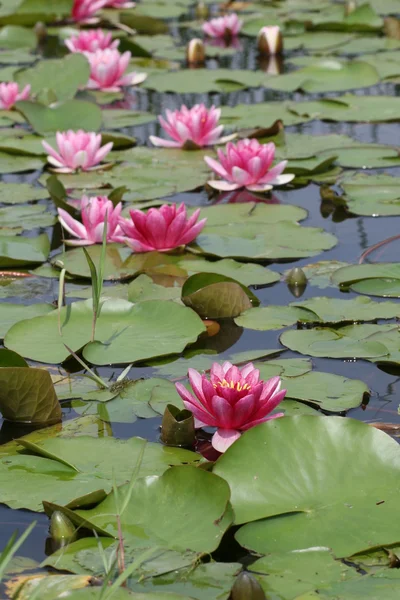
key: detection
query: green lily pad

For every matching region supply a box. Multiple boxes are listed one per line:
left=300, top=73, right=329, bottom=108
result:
left=17, top=100, right=103, bottom=136
left=0, top=151, right=43, bottom=173
left=70, top=466, right=233, bottom=554
left=0, top=182, right=48, bottom=204
left=102, top=109, right=156, bottom=130
left=214, top=416, right=400, bottom=556
left=0, top=204, right=55, bottom=232
left=292, top=296, right=400, bottom=324
left=15, top=53, right=90, bottom=103
left=0, top=302, right=53, bottom=338
left=182, top=273, right=259, bottom=319
left=0, top=436, right=200, bottom=511
left=5, top=298, right=205, bottom=365
left=250, top=550, right=360, bottom=599
left=195, top=221, right=337, bottom=261
left=0, top=25, right=36, bottom=48
left=55, top=245, right=279, bottom=286
left=0, top=233, right=49, bottom=267
left=340, top=172, right=400, bottom=216
left=331, top=263, right=400, bottom=296
left=42, top=147, right=211, bottom=201
left=264, top=59, right=380, bottom=94
left=289, top=94, right=400, bottom=122
left=235, top=305, right=317, bottom=330
left=143, top=69, right=266, bottom=93
left=280, top=323, right=397, bottom=360
left=221, top=102, right=311, bottom=129
left=285, top=261, right=350, bottom=290
left=0, top=366, right=61, bottom=424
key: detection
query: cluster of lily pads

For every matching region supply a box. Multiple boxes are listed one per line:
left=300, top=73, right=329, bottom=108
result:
left=0, top=0, right=400, bottom=599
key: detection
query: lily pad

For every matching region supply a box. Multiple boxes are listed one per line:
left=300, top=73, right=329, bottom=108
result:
left=214, top=416, right=400, bottom=556
left=235, top=305, right=317, bottom=330
left=289, top=95, right=400, bottom=122
left=264, top=59, right=380, bottom=94
left=182, top=273, right=259, bottom=319
left=55, top=245, right=279, bottom=286
left=340, top=172, right=400, bottom=216
left=292, top=296, right=400, bottom=324
left=5, top=298, right=205, bottom=364
left=143, top=69, right=266, bottom=93
left=221, top=102, right=311, bottom=129
left=0, top=436, right=200, bottom=511
left=0, top=233, right=49, bottom=267
left=0, top=182, right=48, bottom=204
left=0, top=302, right=53, bottom=338
left=17, top=100, right=103, bottom=136
left=0, top=204, right=55, bottom=232
left=331, top=263, right=400, bottom=296
left=69, top=466, right=233, bottom=554
left=280, top=323, right=397, bottom=360
left=0, top=366, right=61, bottom=424
left=15, top=53, right=90, bottom=103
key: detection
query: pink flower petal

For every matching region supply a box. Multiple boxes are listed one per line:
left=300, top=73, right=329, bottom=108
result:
left=212, top=429, right=241, bottom=452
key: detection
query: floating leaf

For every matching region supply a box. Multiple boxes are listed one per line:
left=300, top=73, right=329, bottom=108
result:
left=0, top=233, right=49, bottom=267
left=0, top=302, right=53, bottom=338
left=292, top=296, right=400, bottom=324
left=0, top=367, right=61, bottom=424
left=0, top=436, right=199, bottom=511
left=5, top=298, right=205, bottom=364
left=143, top=69, right=266, bottom=93
left=340, top=172, right=400, bottom=216
left=235, top=306, right=317, bottom=331
left=214, top=417, right=400, bottom=556
left=17, top=100, right=102, bottom=136
left=15, top=54, right=90, bottom=102
left=182, top=273, right=259, bottom=319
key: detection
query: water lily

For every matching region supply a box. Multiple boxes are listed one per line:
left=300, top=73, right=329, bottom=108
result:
left=72, top=0, right=109, bottom=22
left=42, top=130, right=113, bottom=173
left=58, top=196, right=124, bottom=246
left=202, top=13, right=242, bottom=39
left=257, top=25, right=283, bottom=55
left=150, top=104, right=232, bottom=149
left=84, top=49, right=147, bottom=92
left=105, top=0, right=136, bottom=7
left=0, top=83, right=31, bottom=110
left=119, top=203, right=206, bottom=252
left=65, top=29, right=119, bottom=53
left=204, top=139, right=294, bottom=193
left=175, top=362, right=286, bottom=452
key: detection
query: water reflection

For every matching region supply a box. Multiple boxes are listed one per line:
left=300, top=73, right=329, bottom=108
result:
left=212, top=189, right=282, bottom=204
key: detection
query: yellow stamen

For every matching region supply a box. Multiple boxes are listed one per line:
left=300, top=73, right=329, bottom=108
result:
left=213, top=379, right=251, bottom=392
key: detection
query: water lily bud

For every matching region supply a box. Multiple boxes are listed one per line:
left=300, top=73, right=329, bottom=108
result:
left=344, top=0, right=357, bottom=15
left=231, top=571, right=266, bottom=600
left=187, top=38, right=206, bottom=66
left=286, top=267, right=307, bottom=298
left=160, top=404, right=195, bottom=448
left=258, top=55, right=283, bottom=75
left=257, top=25, right=283, bottom=56
left=195, top=1, right=209, bottom=19
left=50, top=511, right=77, bottom=548
left=34, top=21, right=47, bottom=43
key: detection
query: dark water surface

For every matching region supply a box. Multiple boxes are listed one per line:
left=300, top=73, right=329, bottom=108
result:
left=1, top=5, right=400, bottom=568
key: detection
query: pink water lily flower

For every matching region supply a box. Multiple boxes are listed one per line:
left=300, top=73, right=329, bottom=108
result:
left=202, top=13, right=243, bottom=38
left=0, top=83, right=31, bottom=110
left=58, top=196, right=124, bottom=246
left=72, top=0, right=109, bottom=22
left=205, top=139, right=295, bottom=193
left=150, top=104, right=232, bottom=149
left=105, top=0, right=136, bottom=7
left=175, top=362, right=286, bottom=453
left=119, top=203, right=206, bottom=252
left=65, top=29, right=119, bottom=53
left=84, top=49, right=147, bottom=92
left=42, top=130, right=113, bottom=173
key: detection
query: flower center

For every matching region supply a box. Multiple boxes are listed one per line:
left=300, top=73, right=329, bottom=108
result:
left=214, top=379, right=251, bottom=392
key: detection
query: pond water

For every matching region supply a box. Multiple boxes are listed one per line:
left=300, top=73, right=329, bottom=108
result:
left=1, top=1, right=400, bottom=598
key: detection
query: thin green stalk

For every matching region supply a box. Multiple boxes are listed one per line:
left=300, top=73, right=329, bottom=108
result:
left=63, top=344, right=110, bottom=389
left=0, top=521, right=36, bottom=583
left=82, top=215, right=108, bottom=342
left=57, top=268, right=66, bottom=336
left=101, top=547, right=159, bottom=600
